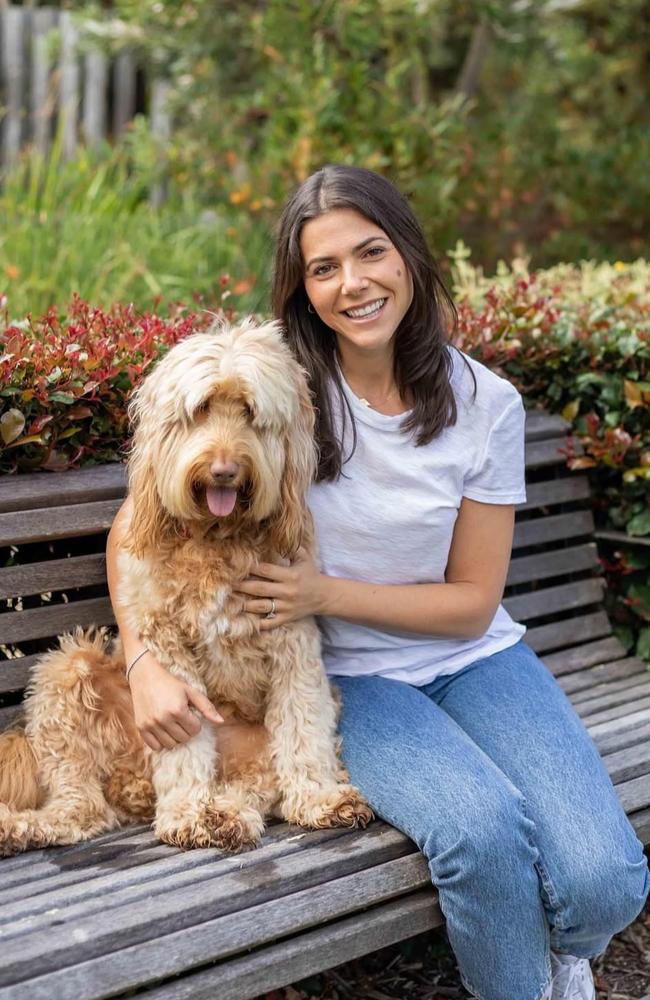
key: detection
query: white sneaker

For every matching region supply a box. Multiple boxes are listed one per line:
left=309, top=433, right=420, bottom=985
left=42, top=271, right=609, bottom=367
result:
left=550, top=951, right=596, bottom=1000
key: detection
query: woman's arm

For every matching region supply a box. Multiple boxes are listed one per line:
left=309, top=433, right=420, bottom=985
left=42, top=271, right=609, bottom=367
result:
left=107, top=498, right=223, bottom=749
left=238, top=498, right=515, bottom=639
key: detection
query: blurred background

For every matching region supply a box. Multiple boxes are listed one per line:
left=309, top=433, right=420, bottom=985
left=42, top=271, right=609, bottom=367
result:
left=1, top=0, right=648, bottom=314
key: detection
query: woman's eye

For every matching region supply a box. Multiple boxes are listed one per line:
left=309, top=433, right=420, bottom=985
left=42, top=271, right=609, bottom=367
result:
left=313, top=263, right=334, bottom=276
left=365, top=246, right=385, bottom=258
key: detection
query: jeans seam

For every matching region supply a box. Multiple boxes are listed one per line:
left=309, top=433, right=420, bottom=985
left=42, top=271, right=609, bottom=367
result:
left=518, top=794, right=569, bottom=932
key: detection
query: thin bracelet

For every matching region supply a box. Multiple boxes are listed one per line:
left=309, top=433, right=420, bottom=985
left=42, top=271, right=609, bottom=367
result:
left=126, top=648, right=149, bottom=682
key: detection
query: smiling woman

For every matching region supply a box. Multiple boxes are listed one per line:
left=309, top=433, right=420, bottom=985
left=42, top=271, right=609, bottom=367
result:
left=107, top=165, right=650, bottom=1000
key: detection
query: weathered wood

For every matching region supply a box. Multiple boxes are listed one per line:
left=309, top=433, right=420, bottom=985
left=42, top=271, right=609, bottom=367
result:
left=558, top=656, right=646, bottom=695
left=595, top=529, right=650, bottom=549
left=59, top=11, right=80, bottom=160
left=503, top=578, right=604, bottom=623
left=113, top=50, right=137, bottom=136
left=630, top=808, right=650, bottom=843
left=506, top=543, right=598, bottom=588
left=582, top=695, right=650, bottom=728
left=30, top=7, right=58, bottom=157
left=0, top=854, right=433, bottom=1000
left=0, top=498, right=122, bottom=546
left=518, top=475, right=591, bottom=513
left=572, top=675, right=650, bottom=712
left=0, top=823, right=352, bottom=908
left=1, top=4, right=27, bottom=164
left=114, top=891, right=439, bottom=1000
left=513, top=510, right=594, bottom=550
left=0, top=464, right=126, bottom=514
left=0, top=553, right=107, bottom=600
left=524, top=436, right=574, bottom=470
left=83, top=49, right=109, bottom=143
left=588, top=706, right=650, bottom=742
left=0, top=596, right=114, bottom=645
left=593, top=719, right=650, bottom=757
left=615, top=775, right=650, bottom=814
left=0, top=654, right=38, bottom=696
left=542, top=636, right=627, bottom=676
left=0, top=825, right=414, bottom=984
left=0, top=705, right=22, bottom=730
left=522, top=411, right=568, bottom=441
left=603, top=743, right=650, bottom=785
left=526, top=611, right=612, bottom=655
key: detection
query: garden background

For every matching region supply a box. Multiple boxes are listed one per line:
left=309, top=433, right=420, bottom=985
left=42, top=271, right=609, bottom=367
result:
left=1, top=0, right=649, bottom=661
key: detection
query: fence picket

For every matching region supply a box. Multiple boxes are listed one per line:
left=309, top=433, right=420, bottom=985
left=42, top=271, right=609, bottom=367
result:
left=59, top=10, right=80, bottom=160
left=30, top=7, right=58, bottom=156
left=1, top=4, right=27, bottom=164
left=83, top=48, right=109, bottom=143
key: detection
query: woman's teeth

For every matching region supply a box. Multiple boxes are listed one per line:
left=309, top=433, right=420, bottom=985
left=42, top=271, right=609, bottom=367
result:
left=345, top=298, right=386, bottom=319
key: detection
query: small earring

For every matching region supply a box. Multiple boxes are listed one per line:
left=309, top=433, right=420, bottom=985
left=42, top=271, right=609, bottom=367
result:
left=307, top=303, right=315, bottom=314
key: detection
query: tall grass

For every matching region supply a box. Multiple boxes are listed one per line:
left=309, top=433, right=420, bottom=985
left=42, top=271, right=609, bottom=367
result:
left=0, top=133, right=272, bottom=320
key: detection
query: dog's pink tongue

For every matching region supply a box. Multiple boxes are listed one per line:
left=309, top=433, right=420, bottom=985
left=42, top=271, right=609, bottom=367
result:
left=206, top=486, right=237, bottom=517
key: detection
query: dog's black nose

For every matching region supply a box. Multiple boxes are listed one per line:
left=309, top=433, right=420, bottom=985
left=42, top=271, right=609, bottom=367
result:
left=209, top=459, right=240, bottom=484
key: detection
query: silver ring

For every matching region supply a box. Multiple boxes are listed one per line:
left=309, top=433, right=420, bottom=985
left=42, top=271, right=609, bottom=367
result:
left=264, top=598, right=277, bottom=620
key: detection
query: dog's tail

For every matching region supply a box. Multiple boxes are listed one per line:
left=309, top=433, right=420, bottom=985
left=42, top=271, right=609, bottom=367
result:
left=0, top=727, right=42, bottom=810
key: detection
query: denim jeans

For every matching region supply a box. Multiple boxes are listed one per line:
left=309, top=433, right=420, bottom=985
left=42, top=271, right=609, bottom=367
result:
left=333, top=640, right=649, bottom=1000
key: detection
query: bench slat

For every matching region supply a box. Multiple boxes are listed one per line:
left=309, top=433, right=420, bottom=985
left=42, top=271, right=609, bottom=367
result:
left=0, top=705, right=22, bottom=730
left=0, top=824, right=414, bottom=984
left=0, top=853, right=433, bottom=1000
left=517, top=475, right=590, bottom=512
left=0, top=465, right=126, bottom=515
left=524, top=437, right=572, bottom=470
left=573, top=677, right=650, bottom=714
left=0, top=554, right=108, bottom=600
left=1, top=597, right=114, bottom=645
left=503, top=578, right=604, bottom=623
left=526, top=610, right=612, bottom=655
left=506, top=543, right=598, bottom=587
left=616, top=774, right=650, bottom=814
left=0, top=656, right=38, bottom=695
left=542, top=636, right=628, bottom=675
left=513, top=510, right=594, bottom=550
left=0, top=823, right=352, bottom=912
left=523, top=411, right=569, bottom=441
left=557, top=657, right=646, bottom=695
left=604, top=743, right=650, bottom=785
left=582, top=694, right=650, bottom=728
left=0, top=499, right=122, bottom=547
left=593, top=720, right=650, bottom=757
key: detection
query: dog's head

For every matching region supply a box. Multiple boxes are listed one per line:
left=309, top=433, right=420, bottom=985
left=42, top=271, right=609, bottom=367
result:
left=125, top=318, right=316, bottom=557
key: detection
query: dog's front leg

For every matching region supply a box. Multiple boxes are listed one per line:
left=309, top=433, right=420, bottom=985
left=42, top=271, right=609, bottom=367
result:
left=265, top=622, right=373, bottom=831
left=148, top=662, right=265, bottom=851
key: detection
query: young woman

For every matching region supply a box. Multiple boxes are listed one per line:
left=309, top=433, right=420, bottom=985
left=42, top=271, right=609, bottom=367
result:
left=107, top=165, right=648, bottom=1000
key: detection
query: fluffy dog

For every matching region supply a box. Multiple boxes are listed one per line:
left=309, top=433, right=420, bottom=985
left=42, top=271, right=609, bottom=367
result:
left=0, top=319, right=372, bottom=854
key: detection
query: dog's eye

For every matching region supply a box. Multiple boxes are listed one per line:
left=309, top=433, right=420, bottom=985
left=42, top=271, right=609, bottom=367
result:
left=242, top=402, right=255, bottom=420
left=194, top=399, right=210, bottom=416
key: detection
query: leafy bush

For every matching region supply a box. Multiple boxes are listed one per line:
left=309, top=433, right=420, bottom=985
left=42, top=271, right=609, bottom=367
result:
left=451, top=251, right=650, bottom=659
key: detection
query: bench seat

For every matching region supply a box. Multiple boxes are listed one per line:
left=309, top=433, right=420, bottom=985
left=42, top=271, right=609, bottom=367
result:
left=0, top=409, right=648, bottom=999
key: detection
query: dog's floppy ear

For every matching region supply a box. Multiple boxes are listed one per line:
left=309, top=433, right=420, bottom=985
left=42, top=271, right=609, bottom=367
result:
left=270, top=367, right=317, bottom=558
left=123, top=389, right=176, bottom=557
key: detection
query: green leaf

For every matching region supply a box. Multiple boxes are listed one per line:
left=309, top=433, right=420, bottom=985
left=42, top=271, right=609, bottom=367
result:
left=49, top=391, right=76, bottom=404
left=636, top=626, right=650, bottom=665
left=627, top=509, right=650, bottom=537
left=0, top=408, right=26, bottom=444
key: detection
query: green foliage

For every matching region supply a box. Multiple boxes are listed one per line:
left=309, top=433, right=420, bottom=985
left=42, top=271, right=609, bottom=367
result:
left=451, top=253, right=650, bottom=660
left=0, top=130, right=269, bottom=319
left=70, top=0, right=650, bottom=268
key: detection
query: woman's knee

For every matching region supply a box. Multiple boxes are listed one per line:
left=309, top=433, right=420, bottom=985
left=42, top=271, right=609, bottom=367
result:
left=557, top=844, right=649, bottom=939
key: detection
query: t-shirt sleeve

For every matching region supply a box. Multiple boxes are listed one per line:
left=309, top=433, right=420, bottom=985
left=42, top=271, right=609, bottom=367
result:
left=463, top=395, right=527, bottom=504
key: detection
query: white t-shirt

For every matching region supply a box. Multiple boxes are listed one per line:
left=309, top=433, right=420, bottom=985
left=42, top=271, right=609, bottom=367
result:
left=307, top=348, right=527, bottom=685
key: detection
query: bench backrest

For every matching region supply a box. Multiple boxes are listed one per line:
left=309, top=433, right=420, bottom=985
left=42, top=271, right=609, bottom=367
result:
left=0, top=410, right=623, bottom=730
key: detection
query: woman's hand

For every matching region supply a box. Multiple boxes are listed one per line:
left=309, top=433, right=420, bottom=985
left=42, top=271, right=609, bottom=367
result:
left=128, top=652, right=224, bottom=751
left=237, top=546, right=329, bottom=630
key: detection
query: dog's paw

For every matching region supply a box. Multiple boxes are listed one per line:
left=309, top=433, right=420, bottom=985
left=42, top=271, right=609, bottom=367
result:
left=0, top=804, right=41, bottom=856
left=284, top=785, right=374, bottom=831
left=155, top=802, right=264, bottom=852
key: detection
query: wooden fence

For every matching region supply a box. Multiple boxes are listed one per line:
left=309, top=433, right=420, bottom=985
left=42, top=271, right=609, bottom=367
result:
left=0, top=4, right=170, bottom=165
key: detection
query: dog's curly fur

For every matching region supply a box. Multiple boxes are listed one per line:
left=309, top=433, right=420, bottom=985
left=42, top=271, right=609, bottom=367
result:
left=0, top=319, right=372, bottom=854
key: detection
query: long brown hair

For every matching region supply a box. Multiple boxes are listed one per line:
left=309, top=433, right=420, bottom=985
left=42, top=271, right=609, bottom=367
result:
left=272, top=165, right=471, bottom=481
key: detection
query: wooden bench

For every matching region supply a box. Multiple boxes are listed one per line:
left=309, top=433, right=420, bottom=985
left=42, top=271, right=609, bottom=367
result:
left=1, top=410, right=648, bottom=1000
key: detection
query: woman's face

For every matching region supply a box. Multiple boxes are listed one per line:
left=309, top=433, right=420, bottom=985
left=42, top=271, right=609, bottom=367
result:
left=300, top=208, right=413, bottom=362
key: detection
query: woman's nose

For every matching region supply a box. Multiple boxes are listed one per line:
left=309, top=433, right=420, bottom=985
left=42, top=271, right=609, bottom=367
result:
left=341, top=264, right=369, bottom=296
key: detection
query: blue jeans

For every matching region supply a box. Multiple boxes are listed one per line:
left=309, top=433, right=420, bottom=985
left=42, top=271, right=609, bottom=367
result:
left=333, top=640, right=649, bottom=1000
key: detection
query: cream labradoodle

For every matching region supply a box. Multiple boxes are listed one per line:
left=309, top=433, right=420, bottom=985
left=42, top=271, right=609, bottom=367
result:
left=0, top=319, right=372, bottom=854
